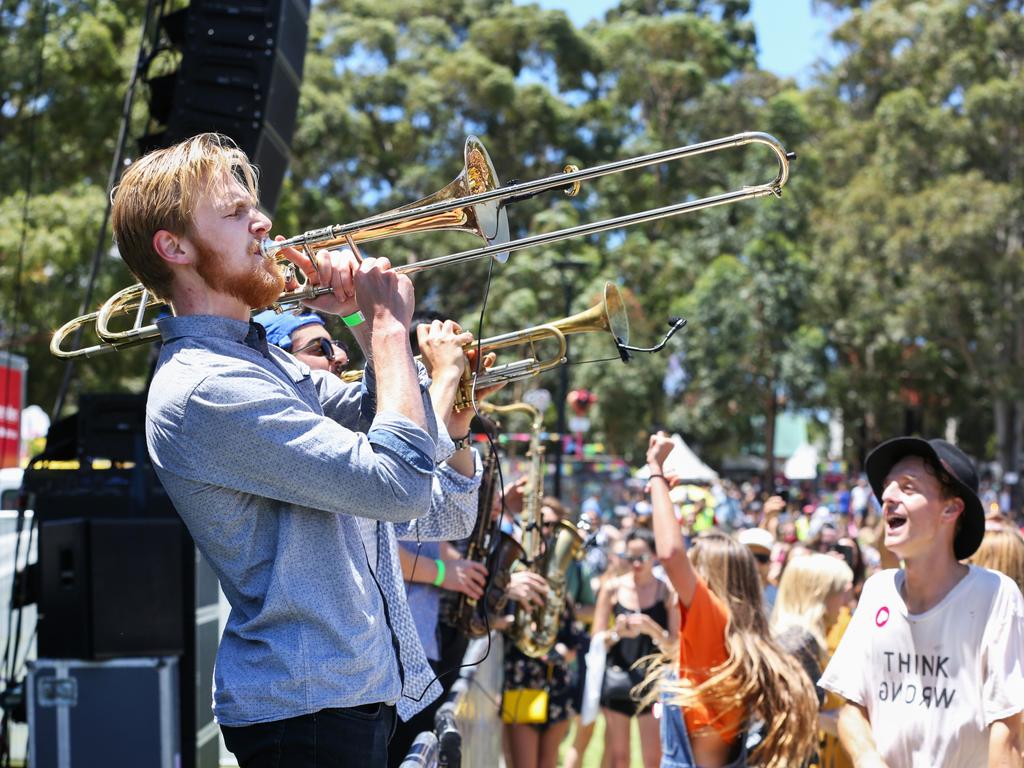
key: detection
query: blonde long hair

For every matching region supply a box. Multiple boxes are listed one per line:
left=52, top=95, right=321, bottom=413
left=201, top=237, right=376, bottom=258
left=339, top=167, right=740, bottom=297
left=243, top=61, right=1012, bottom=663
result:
left=639, top=532, right=818, bottom=768
left=969, top=527, right=1024, bottom=594
left=771, top=553, right=853, bottom=652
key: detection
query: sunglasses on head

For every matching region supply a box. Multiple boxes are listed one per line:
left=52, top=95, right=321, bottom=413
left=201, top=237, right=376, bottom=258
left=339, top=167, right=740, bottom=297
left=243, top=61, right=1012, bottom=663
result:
left=294, top=337, right=348, bottom=360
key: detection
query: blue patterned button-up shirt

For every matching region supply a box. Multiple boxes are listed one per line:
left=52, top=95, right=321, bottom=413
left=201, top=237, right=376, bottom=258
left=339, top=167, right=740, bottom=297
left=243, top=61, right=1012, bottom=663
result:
left=146, top=315, right=479, bottom=725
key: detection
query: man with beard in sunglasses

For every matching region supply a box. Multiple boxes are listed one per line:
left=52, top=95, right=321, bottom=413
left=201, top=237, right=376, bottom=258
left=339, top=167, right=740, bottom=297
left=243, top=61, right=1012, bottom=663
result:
left=111, top=133, right=480, bottom=766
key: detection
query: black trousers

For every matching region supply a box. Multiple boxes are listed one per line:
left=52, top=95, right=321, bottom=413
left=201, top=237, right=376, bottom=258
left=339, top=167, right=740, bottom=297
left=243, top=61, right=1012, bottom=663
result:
left=222, top=703, right=396, bottom=768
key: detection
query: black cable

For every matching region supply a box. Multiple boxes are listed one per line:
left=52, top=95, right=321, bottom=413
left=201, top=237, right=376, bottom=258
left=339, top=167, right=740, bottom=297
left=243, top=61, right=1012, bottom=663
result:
left=402, top=251, right=501, bottom=702
left=51, top=0, right=163, bottom=421
left=0, top=2, right=48, bottom=763
left=6, top=506, right=37, bottom=686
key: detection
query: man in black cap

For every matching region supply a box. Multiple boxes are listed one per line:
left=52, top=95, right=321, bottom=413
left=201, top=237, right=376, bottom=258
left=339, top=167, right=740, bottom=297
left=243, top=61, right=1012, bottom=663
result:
left=819, top=437, right=1024, bottom=767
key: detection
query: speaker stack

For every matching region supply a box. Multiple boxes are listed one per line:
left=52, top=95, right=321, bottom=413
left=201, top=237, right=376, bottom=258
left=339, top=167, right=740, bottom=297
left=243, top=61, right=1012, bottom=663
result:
left=26, top=395, right=220, bottom=768
left=141, top=0, right=312, bottom=214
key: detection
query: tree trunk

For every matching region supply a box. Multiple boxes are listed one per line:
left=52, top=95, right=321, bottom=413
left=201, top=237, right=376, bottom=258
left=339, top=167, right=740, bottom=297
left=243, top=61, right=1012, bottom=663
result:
left=765, top=387, right=777, bottom=491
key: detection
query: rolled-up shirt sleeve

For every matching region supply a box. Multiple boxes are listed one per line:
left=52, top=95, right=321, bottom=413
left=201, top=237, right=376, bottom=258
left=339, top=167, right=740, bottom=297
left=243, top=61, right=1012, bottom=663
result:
left=319, top=360, right=441, bottom=452
left=178, top=367, right=435, bottom=522
left=395, top=452, right=482, bottom=541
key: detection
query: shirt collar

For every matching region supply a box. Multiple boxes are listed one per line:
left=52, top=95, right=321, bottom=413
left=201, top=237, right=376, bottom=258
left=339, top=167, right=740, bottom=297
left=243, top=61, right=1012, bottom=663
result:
left=157, top=314, right=252, bottom=345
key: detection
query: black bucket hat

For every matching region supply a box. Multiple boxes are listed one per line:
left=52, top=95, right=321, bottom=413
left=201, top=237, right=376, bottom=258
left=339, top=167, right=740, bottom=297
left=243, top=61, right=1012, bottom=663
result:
left=865, top=437, right=984, bottom=560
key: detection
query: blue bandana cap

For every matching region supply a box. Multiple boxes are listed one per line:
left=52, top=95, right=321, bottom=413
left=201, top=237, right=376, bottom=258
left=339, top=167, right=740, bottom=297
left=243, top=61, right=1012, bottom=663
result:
left=252, top=310, right=325, bottom=350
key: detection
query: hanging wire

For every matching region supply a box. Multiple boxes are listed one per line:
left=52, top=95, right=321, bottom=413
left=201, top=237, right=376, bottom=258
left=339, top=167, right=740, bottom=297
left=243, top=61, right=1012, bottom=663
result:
left=0, top=2, right=49, bottom=764
left=50, top=0, right=164, bottom=421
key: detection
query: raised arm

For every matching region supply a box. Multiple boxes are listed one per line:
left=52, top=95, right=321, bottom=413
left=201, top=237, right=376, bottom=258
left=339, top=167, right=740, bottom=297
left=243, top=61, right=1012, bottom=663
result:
left=354, top=257, right=426, bottom=429
left=646, top=432, right=698, bottom=607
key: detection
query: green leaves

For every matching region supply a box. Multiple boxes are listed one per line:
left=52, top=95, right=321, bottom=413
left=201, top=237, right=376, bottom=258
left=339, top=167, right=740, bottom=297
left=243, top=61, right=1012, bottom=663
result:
left=11, top=0, right=1016, bottom=473
left=814, top=0, right=1024, bottom=461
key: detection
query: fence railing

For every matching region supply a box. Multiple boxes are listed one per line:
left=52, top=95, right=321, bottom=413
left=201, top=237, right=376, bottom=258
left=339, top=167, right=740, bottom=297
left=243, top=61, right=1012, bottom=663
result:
left=400, top=633, right=505, bottom=768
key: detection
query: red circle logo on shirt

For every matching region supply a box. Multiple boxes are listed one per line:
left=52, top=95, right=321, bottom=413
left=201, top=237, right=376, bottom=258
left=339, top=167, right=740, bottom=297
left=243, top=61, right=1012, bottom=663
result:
left=875, top=606, right=890, bottom=627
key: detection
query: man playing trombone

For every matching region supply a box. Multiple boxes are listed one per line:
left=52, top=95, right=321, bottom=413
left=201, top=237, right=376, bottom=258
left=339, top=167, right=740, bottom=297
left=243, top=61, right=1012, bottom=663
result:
left=111, top=132, right=479, bottom=766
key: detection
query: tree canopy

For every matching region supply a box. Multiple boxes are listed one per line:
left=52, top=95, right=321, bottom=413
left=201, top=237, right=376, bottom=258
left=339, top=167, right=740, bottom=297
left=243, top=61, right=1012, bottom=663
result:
left=1, top=0, right=1020, bottom=474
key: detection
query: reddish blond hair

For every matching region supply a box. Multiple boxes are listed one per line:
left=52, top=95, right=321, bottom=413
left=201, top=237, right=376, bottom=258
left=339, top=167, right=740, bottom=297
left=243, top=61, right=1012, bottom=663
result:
left=111, top=133, right=258, bottom=300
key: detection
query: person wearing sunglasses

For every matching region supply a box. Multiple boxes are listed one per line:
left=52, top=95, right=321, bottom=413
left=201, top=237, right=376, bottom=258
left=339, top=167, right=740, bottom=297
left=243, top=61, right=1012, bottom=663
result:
left=252, top=309, right=350, bottom=375
left=293, top=334, right=349, bottom=373
left=592, top=527, right=679, bottom=768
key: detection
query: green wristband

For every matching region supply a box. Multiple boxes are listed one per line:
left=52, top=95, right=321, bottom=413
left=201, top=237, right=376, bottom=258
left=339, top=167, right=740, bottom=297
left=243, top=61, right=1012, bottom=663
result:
left=433, top=558, right=446, bottom=587
left=342, top=310, right=366, bottom=327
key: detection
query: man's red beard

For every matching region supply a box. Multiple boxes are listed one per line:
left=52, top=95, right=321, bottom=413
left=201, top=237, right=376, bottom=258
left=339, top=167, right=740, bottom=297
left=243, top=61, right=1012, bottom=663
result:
left=192, top=235, right=284, bottom=310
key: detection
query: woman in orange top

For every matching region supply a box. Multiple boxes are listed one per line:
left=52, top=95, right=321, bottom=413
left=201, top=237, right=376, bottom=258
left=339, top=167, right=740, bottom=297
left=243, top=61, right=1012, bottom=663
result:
left=644, top=433, right=818, bottom=768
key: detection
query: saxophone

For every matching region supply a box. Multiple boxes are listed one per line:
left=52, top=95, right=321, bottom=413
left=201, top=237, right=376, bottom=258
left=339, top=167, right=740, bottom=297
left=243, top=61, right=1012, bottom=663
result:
left=486, top=403, right=587, bottom=658
left=443, top=442, right=524, bottom=637
left=514, top=516, right=587, bottom=658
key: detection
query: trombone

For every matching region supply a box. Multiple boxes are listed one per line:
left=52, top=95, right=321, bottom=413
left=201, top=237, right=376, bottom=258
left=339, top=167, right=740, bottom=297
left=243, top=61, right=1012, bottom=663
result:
left=340, top=282, right=629, bottom=411
left=51, top=136, right=508, bottom=359
left=261, top=131, right=793, bottom=276
left=51, top=131, right=792, bottom=359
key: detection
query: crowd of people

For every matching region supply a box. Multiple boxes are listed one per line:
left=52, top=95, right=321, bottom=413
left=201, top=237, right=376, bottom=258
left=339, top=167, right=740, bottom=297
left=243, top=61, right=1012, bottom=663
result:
left=107, top=133, right=1023, bottom=767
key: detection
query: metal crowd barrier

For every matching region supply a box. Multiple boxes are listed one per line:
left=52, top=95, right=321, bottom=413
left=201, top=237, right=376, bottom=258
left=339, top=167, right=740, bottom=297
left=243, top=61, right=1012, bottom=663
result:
left=400, top=633, right=505, bottom=768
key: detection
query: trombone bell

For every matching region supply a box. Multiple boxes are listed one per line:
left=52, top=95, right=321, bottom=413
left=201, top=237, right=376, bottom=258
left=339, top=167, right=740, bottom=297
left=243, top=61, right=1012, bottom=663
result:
left=261, top=135, right=509, bottom=264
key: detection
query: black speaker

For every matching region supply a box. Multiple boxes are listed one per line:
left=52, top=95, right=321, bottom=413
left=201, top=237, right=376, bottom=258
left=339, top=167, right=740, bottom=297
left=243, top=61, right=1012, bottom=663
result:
left=25, top=392, right=220, bottom=768
left=142, top=0, right=311, bottom=213
left=41, top=394, right=149, bottom=463
left=38, top=517, right=186, bottom=659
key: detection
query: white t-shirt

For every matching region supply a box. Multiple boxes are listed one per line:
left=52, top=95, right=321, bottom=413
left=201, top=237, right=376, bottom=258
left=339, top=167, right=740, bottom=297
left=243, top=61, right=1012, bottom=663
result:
left=820, top=565, right=1024, bottom=768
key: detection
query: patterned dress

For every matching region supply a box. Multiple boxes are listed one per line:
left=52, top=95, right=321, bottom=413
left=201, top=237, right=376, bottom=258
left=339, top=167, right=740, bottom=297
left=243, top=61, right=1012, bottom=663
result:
left=502, top=602, right=587, bottom=726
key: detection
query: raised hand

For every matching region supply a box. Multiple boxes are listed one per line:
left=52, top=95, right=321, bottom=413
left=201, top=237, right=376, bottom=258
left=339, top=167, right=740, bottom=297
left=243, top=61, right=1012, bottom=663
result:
left=354, top=256, right=416, bottom=332
left=417, top=319, right=473, bottom=379
left=278, top=240, right=361, bottom=318
left=646, top=431, right=674, bottom=473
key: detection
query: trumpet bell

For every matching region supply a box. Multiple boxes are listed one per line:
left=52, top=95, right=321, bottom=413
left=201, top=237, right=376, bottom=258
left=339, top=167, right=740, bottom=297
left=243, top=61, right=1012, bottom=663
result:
left=548, top=282, right=629, bottom=348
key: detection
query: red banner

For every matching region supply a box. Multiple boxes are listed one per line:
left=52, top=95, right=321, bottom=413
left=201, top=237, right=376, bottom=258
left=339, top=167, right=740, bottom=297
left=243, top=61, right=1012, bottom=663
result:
left=0, top=355, right=26, bottom=468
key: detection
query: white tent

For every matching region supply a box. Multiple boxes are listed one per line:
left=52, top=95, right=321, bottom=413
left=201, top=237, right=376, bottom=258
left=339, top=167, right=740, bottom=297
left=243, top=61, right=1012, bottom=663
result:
left=637, top=434, right=718, bottom=483
left=784, top=442, right=819, bottom=481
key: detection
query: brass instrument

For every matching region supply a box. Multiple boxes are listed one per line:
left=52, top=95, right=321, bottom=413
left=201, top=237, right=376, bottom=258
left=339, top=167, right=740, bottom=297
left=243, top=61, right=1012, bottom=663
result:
left=51, top=136, right=508, bottom=359
left=442, top=437, right=525, bottom=638
left=339, top=282, right=628, bottom=410
left=51, top=131, right=793, bottom=359
left=513, top=516, right=587, bottom=658
left=479, top=401, right=552, bottom=657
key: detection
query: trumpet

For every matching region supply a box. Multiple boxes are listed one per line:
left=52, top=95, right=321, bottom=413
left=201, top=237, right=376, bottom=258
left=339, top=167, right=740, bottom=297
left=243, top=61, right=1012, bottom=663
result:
left=340, top=282, right=628, bottom=410
left=51, top=131, right=792, bottom=359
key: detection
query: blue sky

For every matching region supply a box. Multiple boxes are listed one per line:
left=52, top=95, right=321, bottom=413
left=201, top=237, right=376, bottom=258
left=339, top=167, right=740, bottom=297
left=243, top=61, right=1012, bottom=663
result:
left=526, top=0, right=840, bottom=85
